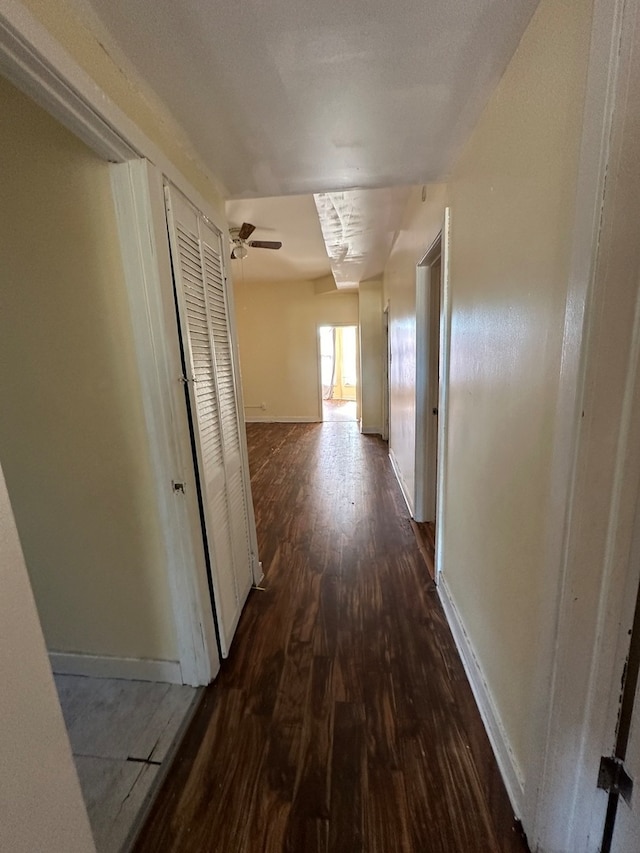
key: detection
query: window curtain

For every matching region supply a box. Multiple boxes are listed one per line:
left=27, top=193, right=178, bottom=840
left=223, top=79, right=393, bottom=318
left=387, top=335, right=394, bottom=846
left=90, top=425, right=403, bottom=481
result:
left=322, top=327, right=357, bottom=401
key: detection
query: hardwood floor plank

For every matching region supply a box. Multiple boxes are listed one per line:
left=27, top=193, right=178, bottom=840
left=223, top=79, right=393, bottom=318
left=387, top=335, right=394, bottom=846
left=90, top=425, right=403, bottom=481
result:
left=312, top=571, right=339, bottom=658
left=402, top=717, right=501, bottom=853
left=411, top=519, right=436, bottom=580
left=242, top=785, right=291, bottom=853
left=196, top=711, right=268, bottom=853
left=134, top=423, right=530, bottom=853
left=289, top=656, right=334, bottom=819
left=363, top=670, right=400, bottom=769
left=329, top=702, right=366, bottom=853
left=365, top=766, right=412, bottom=853
left=285, top=816, right=329, bottom=853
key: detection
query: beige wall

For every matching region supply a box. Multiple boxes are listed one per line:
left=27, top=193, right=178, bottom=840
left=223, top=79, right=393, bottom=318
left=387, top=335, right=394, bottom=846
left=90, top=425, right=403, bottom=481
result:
left=384, top=184, right=448, bottom=508
left=234, top=278, right=358, bottom=421
left=384, top=0, right=593, bottom=777
left=358, top=280, right=384, bottom=434
left=0, top=75, right=177, bottom=661
left=0, top=461, right=95, bottom=852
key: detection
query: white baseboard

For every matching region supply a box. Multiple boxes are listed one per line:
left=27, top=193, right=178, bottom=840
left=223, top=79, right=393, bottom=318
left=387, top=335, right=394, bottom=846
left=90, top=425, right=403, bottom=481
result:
left=245, top=415, right=319, bottom=423
left=49, top=652, right=183, bottom=684
left=361, top=425, right=382, bottom=435
left=437, top=575, right=525, bottom=817
left=389, top=448, right=414, bottom=516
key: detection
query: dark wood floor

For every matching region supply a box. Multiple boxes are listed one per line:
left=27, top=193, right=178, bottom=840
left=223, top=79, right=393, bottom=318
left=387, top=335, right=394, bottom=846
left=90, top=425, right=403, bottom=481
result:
left=134, top=422, right=529, bottom=853
left=411, top=519, right=436, bottom=581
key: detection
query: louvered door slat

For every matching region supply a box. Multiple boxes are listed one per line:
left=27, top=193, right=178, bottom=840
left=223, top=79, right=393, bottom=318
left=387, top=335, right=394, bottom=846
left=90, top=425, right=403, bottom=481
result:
left=203, top=242, right=239, bottom=455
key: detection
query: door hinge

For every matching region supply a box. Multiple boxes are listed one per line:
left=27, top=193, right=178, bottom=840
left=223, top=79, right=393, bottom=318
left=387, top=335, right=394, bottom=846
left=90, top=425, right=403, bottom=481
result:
left=597, top=756, right=634, bottom=805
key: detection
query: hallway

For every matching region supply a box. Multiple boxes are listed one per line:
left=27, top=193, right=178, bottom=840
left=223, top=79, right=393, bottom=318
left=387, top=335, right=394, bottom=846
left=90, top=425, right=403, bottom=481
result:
left=135, top=423, right=528, bottom=852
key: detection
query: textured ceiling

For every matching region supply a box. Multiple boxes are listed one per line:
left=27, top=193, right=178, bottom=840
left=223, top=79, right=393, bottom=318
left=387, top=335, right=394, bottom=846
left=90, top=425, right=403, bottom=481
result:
left=314, top=188, right=412, bottom=289
left=68, top=0, right=538, bottom=199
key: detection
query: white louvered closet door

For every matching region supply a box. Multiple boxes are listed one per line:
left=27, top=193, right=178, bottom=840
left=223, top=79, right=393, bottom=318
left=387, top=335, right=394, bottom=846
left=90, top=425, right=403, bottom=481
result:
left=200, top=227, right=253, bottom=606
left=165, top=185, right=253, bottom=655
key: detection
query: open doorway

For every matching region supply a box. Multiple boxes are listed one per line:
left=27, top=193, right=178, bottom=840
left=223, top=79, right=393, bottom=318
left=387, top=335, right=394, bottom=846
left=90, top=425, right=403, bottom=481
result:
left=412, top=211, right=451, bottom=583
left=415, top=249, right=442, bottom=524
left=383, top=303, right=390, bottom=442
left=411, top=243, right=441, bottom=582
left=319, top=325, right=358, bottom=422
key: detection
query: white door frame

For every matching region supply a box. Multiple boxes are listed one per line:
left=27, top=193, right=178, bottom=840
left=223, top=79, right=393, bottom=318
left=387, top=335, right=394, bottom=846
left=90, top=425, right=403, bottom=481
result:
left=414, top=210, right=451, bottom=581
left=434, top=209, right=452, bottom=585
left=0, top=0, right=252, bottom=685
left=414, top=234, right=441, bottom=523
left=526, top=0, right=640, bottom=848
left=382, top=302, right=390, bottom=442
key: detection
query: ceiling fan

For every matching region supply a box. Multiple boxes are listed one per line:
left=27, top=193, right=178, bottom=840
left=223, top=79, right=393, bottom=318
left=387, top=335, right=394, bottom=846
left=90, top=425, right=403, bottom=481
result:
left=230, top=223, right=282, bottom=259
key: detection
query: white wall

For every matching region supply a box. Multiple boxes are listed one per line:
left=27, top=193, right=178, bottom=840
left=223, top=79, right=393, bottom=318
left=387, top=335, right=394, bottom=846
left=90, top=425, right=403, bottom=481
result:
left=234, top=278, right=358, bottom=421
left=358, top=280, right=384, bottom=434
left=0, top=461, right=95, bottom=853
left=0, top=74, right=178, bottom=662
left=384, top=0, right=593, bottom=792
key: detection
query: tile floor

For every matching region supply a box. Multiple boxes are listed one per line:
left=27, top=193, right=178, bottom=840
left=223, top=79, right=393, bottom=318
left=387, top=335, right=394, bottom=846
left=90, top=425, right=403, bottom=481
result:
left=54, top=674, right=199, bottom=853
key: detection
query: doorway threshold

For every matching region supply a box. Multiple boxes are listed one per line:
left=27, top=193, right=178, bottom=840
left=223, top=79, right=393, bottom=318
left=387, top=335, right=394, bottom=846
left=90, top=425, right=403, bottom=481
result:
left=411, top=519, right=436, bottom=581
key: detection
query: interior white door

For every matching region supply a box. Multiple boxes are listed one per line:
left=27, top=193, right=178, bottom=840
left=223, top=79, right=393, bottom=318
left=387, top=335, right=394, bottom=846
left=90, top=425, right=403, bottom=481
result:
left=165, top=184, right=253, bottom=655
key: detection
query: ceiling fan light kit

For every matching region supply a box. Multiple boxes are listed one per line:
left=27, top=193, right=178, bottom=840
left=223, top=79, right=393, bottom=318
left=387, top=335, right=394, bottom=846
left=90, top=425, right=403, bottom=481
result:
left=230, top=222, right=283, bottom=260
left=231, top=243, right=248, bottom=260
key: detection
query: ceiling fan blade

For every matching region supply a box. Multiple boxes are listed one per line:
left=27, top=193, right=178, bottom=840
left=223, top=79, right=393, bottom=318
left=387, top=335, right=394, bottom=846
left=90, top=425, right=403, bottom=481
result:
left=238, top=222, right=256, bottom=241
left=248, top=240, right=282, bottom=250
